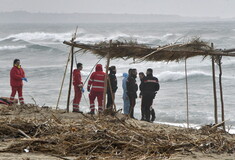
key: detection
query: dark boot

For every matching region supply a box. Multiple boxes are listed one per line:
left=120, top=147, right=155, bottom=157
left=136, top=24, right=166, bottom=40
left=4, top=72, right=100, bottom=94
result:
left=150, top=109, right=156, bottom=122
left=87, top=110, right=95, bottom=115
left=73, top=109, right=83, bottom=113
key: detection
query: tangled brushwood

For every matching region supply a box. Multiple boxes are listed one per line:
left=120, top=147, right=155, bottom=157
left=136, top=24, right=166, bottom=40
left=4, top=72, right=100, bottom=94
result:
left=0, top=104, right=235, bottom=159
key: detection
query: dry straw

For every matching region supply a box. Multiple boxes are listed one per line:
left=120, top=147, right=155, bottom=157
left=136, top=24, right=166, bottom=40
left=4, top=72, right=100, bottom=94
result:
left=0, top=104, right=235, bottom=159
left=64, top=38, right=235, bottom=63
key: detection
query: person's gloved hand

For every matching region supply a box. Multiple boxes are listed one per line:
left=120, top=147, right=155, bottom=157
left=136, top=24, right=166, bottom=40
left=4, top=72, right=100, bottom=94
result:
left=87, top=87, right=90, bottom=92
left=22, top=77, right=28, bottom=82
left=82, top=88, right=85, bottom=93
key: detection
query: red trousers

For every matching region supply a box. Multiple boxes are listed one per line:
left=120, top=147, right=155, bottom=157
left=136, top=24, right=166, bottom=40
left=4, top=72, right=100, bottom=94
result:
left=73, top=86, right=82, bottom=111
left=89, top=90, right=104, bottom=112
left=10, top=86, right=24, bottom=104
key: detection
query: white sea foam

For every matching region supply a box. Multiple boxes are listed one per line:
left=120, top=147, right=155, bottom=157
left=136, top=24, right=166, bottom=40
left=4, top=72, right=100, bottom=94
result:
left=0, top=31, right=183, bottom=46
left=0, top=45, right=26, bottom=50
left=80, top=70, right=211, bottom=82
left=158, top=70, right=211, bottom=82
left=5, top=32, right=72, bottom=42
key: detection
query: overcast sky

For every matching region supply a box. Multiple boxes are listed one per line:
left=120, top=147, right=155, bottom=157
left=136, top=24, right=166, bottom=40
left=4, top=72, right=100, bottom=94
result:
left=1, top=0, right=234, bottom=18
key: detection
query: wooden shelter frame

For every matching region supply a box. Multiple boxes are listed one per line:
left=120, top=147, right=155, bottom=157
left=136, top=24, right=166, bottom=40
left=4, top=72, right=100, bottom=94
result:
left=60, top=37, right=235, bottom=130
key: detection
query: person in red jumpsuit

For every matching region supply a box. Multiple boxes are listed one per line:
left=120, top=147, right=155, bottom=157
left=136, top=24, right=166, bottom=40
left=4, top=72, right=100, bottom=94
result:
left=10, top=59, right=27, bottom=105
left=87, top=64, right=105, bottom=114
left=73, top=63, right=83, bottom=113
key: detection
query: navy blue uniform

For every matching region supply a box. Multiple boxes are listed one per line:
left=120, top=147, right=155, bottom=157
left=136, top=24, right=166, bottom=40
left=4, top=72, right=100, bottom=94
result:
left=140, top=75, right=159, bottom=122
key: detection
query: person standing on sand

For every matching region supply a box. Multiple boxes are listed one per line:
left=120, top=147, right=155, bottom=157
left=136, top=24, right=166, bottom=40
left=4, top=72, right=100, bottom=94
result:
left=138, top=72, right=145, bottom=120
left=126, top=68, right=138, bottom=118
left=139, top=72, right=156, bottom=122
left=87, top=64, right=106, bottom=114
left=140, top=68, right=159, bottom=122
left=72, top=63, right=84, bottom=113
left=10, top=59, right=27, bottom=105
left=122, top=72, right=129, bottom=115
left=106, top=66, right=118, bottom=109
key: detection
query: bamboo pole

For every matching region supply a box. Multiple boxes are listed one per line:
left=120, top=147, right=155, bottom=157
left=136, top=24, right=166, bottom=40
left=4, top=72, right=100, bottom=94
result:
left=56, top=51, right=71, bottom=110
left=102, top=40, right=112, bottom=111
left=211, top=43, right=218, bottom=124
left=185, top=58, right=189, bottom=128
left=107, top=76, right=117, bottom=111
left=218, top=56, right=225, bottom=130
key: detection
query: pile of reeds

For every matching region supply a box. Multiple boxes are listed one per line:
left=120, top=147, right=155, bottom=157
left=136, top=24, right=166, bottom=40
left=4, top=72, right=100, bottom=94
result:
left=0, top=105, right=235, bottom=159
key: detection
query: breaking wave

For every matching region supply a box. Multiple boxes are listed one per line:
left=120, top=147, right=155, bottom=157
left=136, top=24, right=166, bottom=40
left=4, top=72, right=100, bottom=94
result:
left=0, top=45, right=26, bottom=50
left=0, top=30, right=183, bottom=46
left=158, top=71, right=211, bottom=82
left=0, top=32, right=72, bottom=43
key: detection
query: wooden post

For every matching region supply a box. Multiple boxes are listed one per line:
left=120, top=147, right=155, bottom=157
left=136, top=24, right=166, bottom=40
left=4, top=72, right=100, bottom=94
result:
left=67, top=46, right=74, bottom=112
left=185, top=58, right=189, bottom=128
left=211, top=43, right=218, bottom=124
left=102, top=40, right=112, bottom=111
left=218, top=56, right=225, bottom=130
left=184, top=58, right=189, bottom=128
left=66, top=27, right=78, bottom=113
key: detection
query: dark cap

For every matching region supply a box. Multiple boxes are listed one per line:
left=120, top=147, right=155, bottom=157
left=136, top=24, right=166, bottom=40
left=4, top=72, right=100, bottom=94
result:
left=13, top=59, right=20, bottom=64
left=147, top=68, right=153, bottom=73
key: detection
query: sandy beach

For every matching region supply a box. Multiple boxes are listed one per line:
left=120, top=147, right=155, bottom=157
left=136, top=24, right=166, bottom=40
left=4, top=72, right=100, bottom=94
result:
left=0, top=103, right=234, bottom=160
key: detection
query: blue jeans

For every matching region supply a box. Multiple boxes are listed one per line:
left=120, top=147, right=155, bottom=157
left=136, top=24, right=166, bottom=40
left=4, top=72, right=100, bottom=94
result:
left=123, top=95, right=130, bottom=115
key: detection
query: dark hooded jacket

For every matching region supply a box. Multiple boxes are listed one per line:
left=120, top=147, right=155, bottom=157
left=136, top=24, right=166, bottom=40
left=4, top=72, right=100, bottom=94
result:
left=140, top=73, right=159, bottom=97
left=107, top=69, right=118, bottom=93
left=126, top=73, right=138, bottom=98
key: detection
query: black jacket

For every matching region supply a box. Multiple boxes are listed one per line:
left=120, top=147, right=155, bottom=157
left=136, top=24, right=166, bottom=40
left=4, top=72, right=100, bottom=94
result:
left=126, top=76, right=138, bottom=98
left=140, top=74, right=159, bottom=97
left=107, top=73, right=118, bottom=93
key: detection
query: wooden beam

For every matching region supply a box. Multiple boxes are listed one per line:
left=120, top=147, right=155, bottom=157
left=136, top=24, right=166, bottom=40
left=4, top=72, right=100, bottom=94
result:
left=223, top=48, right=235, bottom=53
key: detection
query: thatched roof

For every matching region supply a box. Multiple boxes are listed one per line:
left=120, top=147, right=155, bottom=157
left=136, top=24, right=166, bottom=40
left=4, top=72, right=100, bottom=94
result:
left=63, top=39, right=235, bottom=62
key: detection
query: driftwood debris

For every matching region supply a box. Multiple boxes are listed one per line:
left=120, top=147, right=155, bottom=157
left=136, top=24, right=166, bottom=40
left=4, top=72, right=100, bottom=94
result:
left=0, top=104, right=234, bottom=159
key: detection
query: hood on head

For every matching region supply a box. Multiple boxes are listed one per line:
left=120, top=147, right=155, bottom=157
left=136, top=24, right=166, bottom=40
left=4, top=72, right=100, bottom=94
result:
left=123, top=73, right=128, bottom=78
left=96, top=64, right=103, bottom=71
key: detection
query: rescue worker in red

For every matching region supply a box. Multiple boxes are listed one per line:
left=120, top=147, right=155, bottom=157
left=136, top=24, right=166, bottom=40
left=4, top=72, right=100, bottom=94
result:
left=10, top=59, right=27, bottom=104
left=87, top=64, right=106, bottom=114
left=140, top=68, right=160, bottom=122
left=73, top=63, right=84, bottom=113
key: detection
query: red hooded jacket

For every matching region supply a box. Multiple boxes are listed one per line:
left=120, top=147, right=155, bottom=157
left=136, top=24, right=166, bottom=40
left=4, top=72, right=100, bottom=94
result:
left=88, top=64, right=106, bottom=92
left=10, top=66, right=25, bottom=87
left=73, top=69, right=83, bottom=86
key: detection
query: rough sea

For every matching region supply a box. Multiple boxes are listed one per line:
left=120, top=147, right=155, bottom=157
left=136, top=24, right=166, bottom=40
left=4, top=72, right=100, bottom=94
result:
left=0, top=22, right=235, bottom=133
